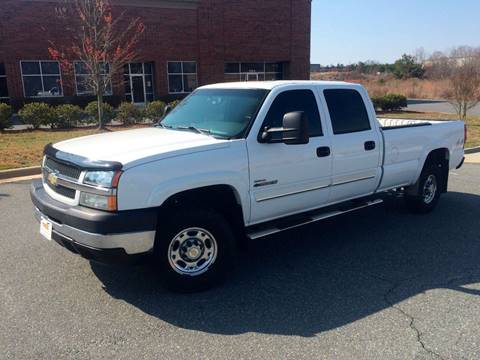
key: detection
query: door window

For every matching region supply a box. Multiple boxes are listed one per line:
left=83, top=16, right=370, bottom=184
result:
left=261, top=90, right=323, bottom=141
left=324, top=89, right=371, bottom=134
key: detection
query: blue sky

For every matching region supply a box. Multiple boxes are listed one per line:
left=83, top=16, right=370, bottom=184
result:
left=311, top=0, right=480, bottom=65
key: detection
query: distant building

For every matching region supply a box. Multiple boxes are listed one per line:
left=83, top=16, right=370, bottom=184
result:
left=310, top=64, right=322, bottom=72
left=0, top=0, right=311, bottom=107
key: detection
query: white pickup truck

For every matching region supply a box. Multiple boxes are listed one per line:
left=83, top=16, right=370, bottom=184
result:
left=31, top=81, right=466, bottom=291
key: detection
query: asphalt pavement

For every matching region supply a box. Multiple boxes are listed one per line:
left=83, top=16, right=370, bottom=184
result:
left=406, top=99, right=480, bottom=116
left=0, top=165, right=479, bottom=360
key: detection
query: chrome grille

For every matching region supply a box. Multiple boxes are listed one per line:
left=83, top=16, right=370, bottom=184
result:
left=44, top=157, right=82, bottom=180
left=43, top=174, right=76, bottom=199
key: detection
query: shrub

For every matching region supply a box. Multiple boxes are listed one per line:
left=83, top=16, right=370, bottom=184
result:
left=167, top=100, right=181, bottom=109
left=371, top=94, right=407, bottom=112
left=145, top=100, right=166, bottom=122
left=116, top=102, right=143, bottom=125
left=85, top=101, right=115, bottom=124
left=18, top=102, right=56, bottom=129
left=54, top=104, right=84, bottom=128
left=0, top=103, right=12, bottom=130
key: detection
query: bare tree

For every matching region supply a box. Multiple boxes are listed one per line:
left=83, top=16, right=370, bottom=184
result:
left=49, top=0, right=145, bottom=129
left=444, top=47, right=480, bottom=120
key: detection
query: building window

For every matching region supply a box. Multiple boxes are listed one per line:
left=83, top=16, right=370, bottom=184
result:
left=74, top=61, right=112, bottom=96
left=124, top=62, right=155, bottom=104
left=20, top=61, right=63, bottom=98
left=224, top=62, right=283, bottom=82
left=167, top=61, right=197, bottom=94
left=0, top=63, right=8, bottom=99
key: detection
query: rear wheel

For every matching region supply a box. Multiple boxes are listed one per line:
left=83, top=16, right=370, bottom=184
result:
left=405, top=165, right=441, bottom=213
left=154, top=207, right=236, bottom=292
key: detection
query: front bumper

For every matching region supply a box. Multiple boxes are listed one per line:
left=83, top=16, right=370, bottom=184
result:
left=30, top=180, right=157, bottom=264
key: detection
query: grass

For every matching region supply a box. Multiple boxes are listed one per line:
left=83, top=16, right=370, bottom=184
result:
left=0, top=125, right=149, bottom=171
left=377, top=111, right=480, bottom=148
left=1, top=113, right=478, bottom=171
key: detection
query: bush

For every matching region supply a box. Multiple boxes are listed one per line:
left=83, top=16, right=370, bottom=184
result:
left=145, top=100, right=166, bottom=122
left=167, top=100, right=181, bottom=109
left=85, top=101, right=115, bottom=124
left=0, top=103, right=12, bottom=130
left=371, top=94, right=407, bottom=112
left=116, top=102, right=143, bottom=125
left=18, top=102, right=56, bottom=129
left=54, top=104, right=84, bottom=128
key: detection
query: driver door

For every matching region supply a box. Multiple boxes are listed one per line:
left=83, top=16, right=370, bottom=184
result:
left=247, top=88, right=332, bottom=224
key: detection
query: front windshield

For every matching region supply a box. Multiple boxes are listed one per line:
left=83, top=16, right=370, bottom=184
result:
left=160, top=89, right=268, bottom=138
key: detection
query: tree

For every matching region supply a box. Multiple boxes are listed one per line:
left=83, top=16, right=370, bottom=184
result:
left=393, top=54, right=425, bottom=79
left=444, top=48, right=480, bottom=120
left=49, top=0, right=145, bottom=129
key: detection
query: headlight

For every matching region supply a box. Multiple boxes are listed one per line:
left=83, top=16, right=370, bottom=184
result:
left=80, top=170, right=121, bottom=211
left=79, top=192, right=117, bottom=211
left=83, top=171, right=116, bottom=187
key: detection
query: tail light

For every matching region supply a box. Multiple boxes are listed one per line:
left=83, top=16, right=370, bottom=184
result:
left=464, top=124, right=468, bottom=147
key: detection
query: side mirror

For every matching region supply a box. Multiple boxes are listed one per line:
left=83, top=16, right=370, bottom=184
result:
left=261, top=111, right=309, bottom=145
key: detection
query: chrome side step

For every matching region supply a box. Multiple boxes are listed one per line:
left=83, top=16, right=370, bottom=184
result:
left=246, top=199, right=384, bottom=240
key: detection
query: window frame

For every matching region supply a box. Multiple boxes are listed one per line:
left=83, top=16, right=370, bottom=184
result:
left=167, top=61, right=198, bottom=94
left=74, top=61, right=112, bottom=96
left=323, top=88, right=372, bottom=135
left=124, top=62, right=155, bottom=103
left=257, top=88, right=324, bottom=142
left=20, top=60, right=64, bottom=98
left=224, top=62, right=283, bottom=82
left=0, top=63, right=8, bottom=99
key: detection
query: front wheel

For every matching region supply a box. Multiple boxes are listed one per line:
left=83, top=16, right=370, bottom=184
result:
left=405, top=166, right=441, bottom=213
left=154, top=207, right=236, bottom=292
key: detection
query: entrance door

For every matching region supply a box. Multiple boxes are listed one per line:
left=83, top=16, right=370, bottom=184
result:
left=131, top=76, right=146, bottom=104
left=246, top=73, right=259, bottom=81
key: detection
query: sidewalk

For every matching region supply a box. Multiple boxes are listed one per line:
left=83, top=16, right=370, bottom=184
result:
left=465, top=152, right=480, bottom=164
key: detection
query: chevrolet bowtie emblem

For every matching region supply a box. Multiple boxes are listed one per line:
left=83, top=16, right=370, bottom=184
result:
left=47, top=172, right=58, bottom=186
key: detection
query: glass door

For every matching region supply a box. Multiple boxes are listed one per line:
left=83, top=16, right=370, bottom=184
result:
left=131, top=76, right=146, bottom=104
left=124, top=63, right=155, bottom=104
left=246, top=73, right=259, bottom=81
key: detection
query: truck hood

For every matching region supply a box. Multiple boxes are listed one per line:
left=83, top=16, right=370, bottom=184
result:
left=52, top=127, right=229, bottom=168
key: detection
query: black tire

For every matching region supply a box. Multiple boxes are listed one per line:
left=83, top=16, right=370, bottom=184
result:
left=154, top=207, right=236, bottom=293
left=405, top=164, right=442, bottom=213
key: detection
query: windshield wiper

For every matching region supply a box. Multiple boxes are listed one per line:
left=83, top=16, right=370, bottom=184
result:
left=175, top=126, right=212, bottom=136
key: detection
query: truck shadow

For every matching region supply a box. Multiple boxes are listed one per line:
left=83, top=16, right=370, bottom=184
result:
left=90, top=191, right=480, bottom=337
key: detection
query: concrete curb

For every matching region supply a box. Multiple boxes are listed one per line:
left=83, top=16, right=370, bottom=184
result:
left=465, top=146, right=480, bottom=154
left=0, top=166, right=41, bottom=180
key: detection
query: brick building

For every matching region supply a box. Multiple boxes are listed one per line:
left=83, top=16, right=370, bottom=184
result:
left=0, top=0, right=311, bottom=107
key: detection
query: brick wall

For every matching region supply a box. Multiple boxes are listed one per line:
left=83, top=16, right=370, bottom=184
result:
left=0, top=0, right=311, bottom=104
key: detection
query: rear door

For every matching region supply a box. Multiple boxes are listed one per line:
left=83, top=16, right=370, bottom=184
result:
left=321, top=88, right=382, bottom=203
left=247, top=87, right=332, bottom=224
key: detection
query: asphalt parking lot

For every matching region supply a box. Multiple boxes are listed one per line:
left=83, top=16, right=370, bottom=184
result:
left=1, top=165, right=479, bottom=360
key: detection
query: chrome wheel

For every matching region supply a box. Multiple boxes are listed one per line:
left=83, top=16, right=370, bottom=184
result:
left=168, top=227, right=218, bottom=276
left=422, top=174, right=437, bottom=204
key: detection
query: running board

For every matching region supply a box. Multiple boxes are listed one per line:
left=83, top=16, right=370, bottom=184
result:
left=246, top=199, right=384, bottom=240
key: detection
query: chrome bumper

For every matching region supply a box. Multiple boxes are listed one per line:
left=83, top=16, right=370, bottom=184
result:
left=33, top=206, right=155, bottom=255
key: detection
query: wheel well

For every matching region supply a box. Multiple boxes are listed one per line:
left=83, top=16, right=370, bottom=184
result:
left=159, top=185, right=246, bottom=242
left=424, top=148, right=450, bottom=193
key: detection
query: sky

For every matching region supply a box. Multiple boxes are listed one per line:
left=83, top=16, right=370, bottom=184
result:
left=311, top=0, right=480, bottom=65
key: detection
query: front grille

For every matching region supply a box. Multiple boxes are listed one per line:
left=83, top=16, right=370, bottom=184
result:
left=44, top=179, right=76, bottom=199
left=45, top=157, right=82, bottom=180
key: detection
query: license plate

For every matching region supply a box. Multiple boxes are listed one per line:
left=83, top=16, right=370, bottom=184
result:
left=40, top=218, right=53, bottom=241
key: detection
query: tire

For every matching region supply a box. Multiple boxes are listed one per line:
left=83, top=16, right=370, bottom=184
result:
left=405, top=164, right=442, bottom=213
left=154, top=207, right=236, bottom=292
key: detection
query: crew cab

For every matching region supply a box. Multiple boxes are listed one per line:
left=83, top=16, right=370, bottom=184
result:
left=31, top=81, right=465, bottom=291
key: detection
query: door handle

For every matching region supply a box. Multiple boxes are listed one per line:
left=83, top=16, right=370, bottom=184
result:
left=364, top=141, right=376, bottom=151
left=316, top=146, right=331, bottom=157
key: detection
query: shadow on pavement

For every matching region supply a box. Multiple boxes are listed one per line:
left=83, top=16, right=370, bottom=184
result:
left=91, top=192, right=480, bottom=337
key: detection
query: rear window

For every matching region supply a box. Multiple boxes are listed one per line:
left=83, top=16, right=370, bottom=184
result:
left=324, top=89, right=371, bottom=134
